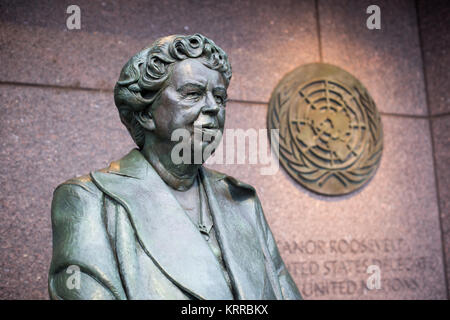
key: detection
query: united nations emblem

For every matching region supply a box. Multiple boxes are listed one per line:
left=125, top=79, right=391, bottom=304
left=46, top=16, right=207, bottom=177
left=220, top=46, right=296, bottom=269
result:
left=268, top=63, right=383, bottom=196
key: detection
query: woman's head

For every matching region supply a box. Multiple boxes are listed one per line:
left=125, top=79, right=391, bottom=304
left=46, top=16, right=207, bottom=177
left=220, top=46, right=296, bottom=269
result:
left=114, top=34, right=231, bottom=148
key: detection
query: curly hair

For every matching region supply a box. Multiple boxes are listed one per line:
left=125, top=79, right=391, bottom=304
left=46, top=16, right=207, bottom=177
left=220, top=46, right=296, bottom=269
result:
left=114, top=34, right=232, bottom=149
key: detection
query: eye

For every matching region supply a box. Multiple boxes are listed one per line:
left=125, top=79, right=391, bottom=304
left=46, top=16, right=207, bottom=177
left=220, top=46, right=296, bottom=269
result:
left=215, top=95, right=225, bottom=105
left=185, top=91, right=202, bottom=100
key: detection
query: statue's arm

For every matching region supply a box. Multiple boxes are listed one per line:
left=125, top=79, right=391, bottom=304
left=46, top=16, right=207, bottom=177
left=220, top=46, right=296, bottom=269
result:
left=255, top=197, right=303, bottom=300
left=48, top=183, right=126, bottom=300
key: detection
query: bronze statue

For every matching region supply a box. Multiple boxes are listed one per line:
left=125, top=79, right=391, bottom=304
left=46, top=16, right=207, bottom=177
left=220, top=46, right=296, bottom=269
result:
left=48, top=34, right=302, bottom=300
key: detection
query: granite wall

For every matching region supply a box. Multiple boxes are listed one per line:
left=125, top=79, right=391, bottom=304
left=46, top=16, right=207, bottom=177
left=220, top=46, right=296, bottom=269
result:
left=0, top=0, right=448, bottom=299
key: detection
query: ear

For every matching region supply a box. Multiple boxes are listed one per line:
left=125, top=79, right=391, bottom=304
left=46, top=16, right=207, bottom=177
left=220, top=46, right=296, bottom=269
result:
left=136, top=110, right=156, bottom=131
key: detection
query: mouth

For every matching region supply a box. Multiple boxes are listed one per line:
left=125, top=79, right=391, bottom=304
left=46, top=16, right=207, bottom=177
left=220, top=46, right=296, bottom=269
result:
left=193, top=123, right=221, bottom=142
left=193, top=123, right=219, bottom=133
left=200, top=122, right=219, bottom=129
left=193, top=127, right=219, bottom=136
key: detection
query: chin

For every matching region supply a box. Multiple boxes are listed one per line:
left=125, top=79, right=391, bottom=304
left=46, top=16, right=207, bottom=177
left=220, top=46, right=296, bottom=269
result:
left=188, top=140, right=218, bottom=164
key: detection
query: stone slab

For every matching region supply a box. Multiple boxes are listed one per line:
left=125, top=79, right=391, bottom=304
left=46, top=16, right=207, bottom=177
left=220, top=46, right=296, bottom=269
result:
left=319, top=0, right=427, bottom=116
left=0, top=84, right=135, bottom=299
left=431, top=116, right=450, bottom=298
left=418, top=0, right=450, bottom=115
left=0, top=0, right=319, bottom=103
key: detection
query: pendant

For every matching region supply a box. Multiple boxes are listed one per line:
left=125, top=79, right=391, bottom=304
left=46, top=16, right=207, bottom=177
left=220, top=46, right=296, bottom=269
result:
left=198, top=223, right=210, bottom=241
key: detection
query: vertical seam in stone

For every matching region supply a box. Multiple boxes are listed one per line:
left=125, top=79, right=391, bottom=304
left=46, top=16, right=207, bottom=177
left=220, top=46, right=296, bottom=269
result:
left=415, top=0, right=449, bottom=299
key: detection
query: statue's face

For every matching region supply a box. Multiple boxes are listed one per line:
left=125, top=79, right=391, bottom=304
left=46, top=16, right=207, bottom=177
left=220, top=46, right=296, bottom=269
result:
left=151, top=58, right=227, bottom=156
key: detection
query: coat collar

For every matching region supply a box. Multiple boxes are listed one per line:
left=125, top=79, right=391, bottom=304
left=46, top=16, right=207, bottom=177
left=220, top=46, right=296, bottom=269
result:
left=200, top=168, right=268, bottom=299
left=90, top=149, right=268, bottom=300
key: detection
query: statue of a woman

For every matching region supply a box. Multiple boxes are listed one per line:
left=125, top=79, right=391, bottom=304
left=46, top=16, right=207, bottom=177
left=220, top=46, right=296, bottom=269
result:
left=48, top=34, right=301, bottom=300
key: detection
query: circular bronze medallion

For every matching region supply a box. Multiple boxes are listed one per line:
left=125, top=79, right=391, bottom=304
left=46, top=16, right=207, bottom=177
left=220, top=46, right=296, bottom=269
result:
left=268, top=63, right=383, bottom=196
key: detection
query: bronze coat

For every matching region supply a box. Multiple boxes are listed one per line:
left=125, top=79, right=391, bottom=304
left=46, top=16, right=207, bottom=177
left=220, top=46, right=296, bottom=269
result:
left=48, top=149, right=301, bottom=300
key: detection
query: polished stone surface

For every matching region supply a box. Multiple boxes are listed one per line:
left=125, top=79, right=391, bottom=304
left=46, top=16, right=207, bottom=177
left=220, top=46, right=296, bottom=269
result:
left=0, top=85, right=134, bottom=299
left=0, top=0, right=319, bottom=103
left=432, top=116, right=450, bottom=297
left=418, top=0, right=450, bottom=115
left=319, top=0, right=427, bottom=116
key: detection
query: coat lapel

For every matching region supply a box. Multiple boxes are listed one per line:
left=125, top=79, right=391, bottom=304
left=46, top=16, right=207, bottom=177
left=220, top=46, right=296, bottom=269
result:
left=90, top=149, right=233, bottom=300
left=200, top=167, right=269, bottom=299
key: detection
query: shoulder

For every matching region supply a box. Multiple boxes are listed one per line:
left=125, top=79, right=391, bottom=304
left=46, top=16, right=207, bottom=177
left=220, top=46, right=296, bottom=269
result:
left=53, top=173, right=103, bottom=206
left=202, top=167, right=259, bottom=202
left=55, top=174, right=101, bottom=196
left=203, top=167, right=268, bottom=233
left=51, top=174, right=104, bottom=226
left=53, top=157, right=120, bottom=201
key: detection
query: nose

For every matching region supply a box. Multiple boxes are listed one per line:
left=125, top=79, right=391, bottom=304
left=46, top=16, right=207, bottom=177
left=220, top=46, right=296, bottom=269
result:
left=201, top=92, right=220, bottom=115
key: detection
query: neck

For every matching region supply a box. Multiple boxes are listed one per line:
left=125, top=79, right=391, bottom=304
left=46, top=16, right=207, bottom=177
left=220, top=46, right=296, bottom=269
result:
left=140, top=140, right=201, bottom=191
